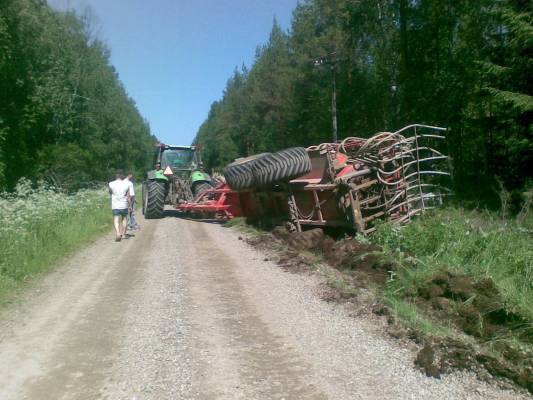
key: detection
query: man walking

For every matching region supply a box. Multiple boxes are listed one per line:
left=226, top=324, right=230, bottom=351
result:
left=109, top=170, right=131, bottom=242
left=125, top=171, right=140, bottom=230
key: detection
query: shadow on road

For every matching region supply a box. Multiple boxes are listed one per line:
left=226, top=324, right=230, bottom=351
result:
left=161, top=209, right=225, bottom=225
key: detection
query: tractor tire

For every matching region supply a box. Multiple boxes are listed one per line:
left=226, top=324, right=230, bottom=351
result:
left=224, top=153, right=270, bottom=190
left=143, top=179, right=166, bottom=219
left=252, top=147, right=312, bottom=187
left=193, top=182, right=213, bottom=197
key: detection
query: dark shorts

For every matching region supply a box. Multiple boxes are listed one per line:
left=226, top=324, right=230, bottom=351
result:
left=112, top=208, right=128, bottom=217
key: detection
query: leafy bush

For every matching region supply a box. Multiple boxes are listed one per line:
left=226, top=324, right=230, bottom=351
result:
left=0, top=179, right=110, bottom=301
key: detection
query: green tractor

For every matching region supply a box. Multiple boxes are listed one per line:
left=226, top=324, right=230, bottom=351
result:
left=142, top=144, right=213, bottom=219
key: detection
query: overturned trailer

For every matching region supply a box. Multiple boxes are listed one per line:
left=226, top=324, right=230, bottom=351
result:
left=286, top=124, right=452, bottom=233
left=178, top=124, right=452, bottom=234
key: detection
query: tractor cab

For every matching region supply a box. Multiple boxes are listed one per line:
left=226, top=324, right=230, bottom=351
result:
left=159, top=146, right=200, bottom=174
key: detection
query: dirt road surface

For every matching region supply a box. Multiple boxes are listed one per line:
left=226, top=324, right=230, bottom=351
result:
left=0, top=211, right=529, bottom=400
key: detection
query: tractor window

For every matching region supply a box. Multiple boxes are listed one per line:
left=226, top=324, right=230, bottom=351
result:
left=161, top=150, right=195, bottom=168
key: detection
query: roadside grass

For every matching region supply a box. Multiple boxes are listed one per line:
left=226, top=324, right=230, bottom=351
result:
left=224, top=217, right=265, bottom=235
left=372, top=207, right=533, bottom=347
left=224, top=216, right=248, bottom=228
left=0, top=179, right=111, bottom=305
left=385, top=296, right=457, bottom=338
left=322, top=268, right=359, bottom=298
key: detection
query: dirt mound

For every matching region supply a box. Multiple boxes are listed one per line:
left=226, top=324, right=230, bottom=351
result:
left=415, top=339, right=533, bottom=393
left=409, top=271, right=533, bottom=392
left=326, top=239, right=391, bottom=285
left=416, top=272, right=530, bottom=341
left=276, top=250, right=315, bottom=273
left=327, top=240, right=379, bottom=265
left=272, top=227, right=389, bottom=285
left=285, top=229, right=332, bottom=251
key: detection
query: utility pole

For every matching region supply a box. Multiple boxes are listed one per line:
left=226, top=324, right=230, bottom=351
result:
left=313, top=54, right=343, bottom=143
left=330, top=66, right=338, bottom=143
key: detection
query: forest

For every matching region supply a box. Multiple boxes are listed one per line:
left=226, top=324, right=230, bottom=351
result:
left=195, top=0, right=532, bottom=206
left=0, top=0, right=154, bottom=191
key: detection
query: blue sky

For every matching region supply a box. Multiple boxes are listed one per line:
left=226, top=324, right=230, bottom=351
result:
left=48, top=0, right=299, bottom=145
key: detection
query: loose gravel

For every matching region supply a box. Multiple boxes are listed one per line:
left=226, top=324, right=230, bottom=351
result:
left=101, top=217, right=193, bottom=399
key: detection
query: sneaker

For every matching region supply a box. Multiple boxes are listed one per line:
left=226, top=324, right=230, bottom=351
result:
left=115, top=235, right=122, bottom=242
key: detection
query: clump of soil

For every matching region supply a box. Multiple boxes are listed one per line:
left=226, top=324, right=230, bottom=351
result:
left=410, top=272, right=533, bottom=393
left=415, top=339, right=533, bottom=393
left=325, top=240, right=387, bottom=284
left=415, top=272, right=530, bottom=341
left=252, top=228, right=318, bottom=274
left=276, top=250, right=315, bottom=273
left=271, top=227, right=333, bottom=252
left=272, top=227, right=391, bottom=285
left=415, top=343, right=441, bottom=378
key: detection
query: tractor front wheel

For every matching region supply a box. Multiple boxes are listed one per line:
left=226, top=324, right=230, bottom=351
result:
left=193, top=182, right=213, bottom=198
left=143, top=179, right=166, bottom=219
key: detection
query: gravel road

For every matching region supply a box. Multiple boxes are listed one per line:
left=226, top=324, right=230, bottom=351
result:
left=0, top=211, right=529, bottom=400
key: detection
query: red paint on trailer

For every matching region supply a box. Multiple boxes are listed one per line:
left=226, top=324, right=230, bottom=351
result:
left=177, top=183, right=242, bottom=219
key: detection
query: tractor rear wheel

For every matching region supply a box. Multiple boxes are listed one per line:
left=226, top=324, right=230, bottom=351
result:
left=252, top=147, right=312, bottom=187
left=143, top=179, right=166, bottom=219
left=193, top=182, right=213, bottom=197
left=224, top=153, right=270, bottom=190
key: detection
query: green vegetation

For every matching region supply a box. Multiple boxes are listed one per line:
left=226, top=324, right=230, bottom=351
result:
left=372, top=207, right=533, bottom=346
left=385, top=297, right=456, bottom=338
left=0, top=180, right=110, bottom=303
left=224, top=217, right=248, bottom=228
left=0, top=1, right=154, bottom=191
left=195, top=0, right=532, bottom=204
left=376, top=207, right=532, bottom=322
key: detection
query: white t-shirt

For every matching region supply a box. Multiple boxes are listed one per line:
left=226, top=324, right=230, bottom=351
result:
left=109, top=179, right=130, bottom=210
left=124, top=177, right=135, bottom=197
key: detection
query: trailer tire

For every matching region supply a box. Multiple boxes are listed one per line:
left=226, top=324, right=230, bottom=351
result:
left=143, top=179, right=166, bottom=219
left=193, top=181, right=213, bottom=197
left=252, top=147, right=312, bottom=187
left=224, top=153, right=270, bottom=190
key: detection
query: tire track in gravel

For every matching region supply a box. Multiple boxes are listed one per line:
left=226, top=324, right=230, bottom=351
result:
left=100, top=213, right=193, bottom=400
left=182, top=219, right=327, bottom=400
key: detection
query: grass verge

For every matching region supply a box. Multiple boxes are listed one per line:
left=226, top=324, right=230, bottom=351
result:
left=0, top=179, right=111, bottom=305
left=373, top=208, right=532, bottom=390
left=373, top=208, right=532, bottom=349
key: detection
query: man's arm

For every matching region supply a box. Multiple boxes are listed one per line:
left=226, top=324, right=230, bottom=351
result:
left=128, top=181, right=135, bottom=197
left=128, top=182, right=135, bottom=209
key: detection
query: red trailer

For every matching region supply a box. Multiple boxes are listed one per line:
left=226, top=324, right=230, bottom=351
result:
left=177, top=124, right=452, bottom=234
left=285, top=124, right=452, bottom=234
